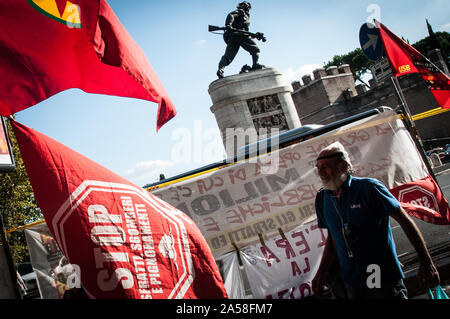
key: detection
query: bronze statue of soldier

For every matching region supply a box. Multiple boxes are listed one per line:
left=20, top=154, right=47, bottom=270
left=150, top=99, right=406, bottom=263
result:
left=216, top=2, right=264, bottom=79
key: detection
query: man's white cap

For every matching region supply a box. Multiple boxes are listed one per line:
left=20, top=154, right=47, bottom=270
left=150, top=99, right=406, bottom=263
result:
left=317, top=141, right=352, bottom=168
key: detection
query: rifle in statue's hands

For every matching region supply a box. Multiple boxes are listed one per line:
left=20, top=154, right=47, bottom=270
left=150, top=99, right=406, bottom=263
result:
left=208, top=25, right=267, bottom=42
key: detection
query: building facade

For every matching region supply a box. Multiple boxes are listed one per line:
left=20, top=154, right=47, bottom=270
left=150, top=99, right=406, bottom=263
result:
left=290, top=50, right=450, bottom=149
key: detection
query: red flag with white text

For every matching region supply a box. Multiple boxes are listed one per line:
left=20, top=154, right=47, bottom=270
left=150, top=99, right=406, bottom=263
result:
left=376, top=20, right=450, bottom=109
left=11, top=120, right=227, bottom=299
left=0, top=0, right=176, bottom=130
left=390, top=175, right=450, bottom=225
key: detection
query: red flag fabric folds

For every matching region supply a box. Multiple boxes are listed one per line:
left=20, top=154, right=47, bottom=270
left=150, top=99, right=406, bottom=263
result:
left=390, top=175, right=450, bottom=225
left=0, top=0, right=176, bottom=130
left=376, top=20, right=450, bottom=109
left=11, top=119, right=227, bottom=299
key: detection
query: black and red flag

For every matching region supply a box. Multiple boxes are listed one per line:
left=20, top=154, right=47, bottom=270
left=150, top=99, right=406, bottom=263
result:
left=375, top=20, right=450, bottom=109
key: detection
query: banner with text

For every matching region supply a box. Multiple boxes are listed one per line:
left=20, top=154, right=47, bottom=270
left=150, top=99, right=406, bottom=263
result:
left=151, top=110, right=449, bottom=257
left=0, top=116, right=15, bottom=172
left=240, top=221, right=326, bottom=299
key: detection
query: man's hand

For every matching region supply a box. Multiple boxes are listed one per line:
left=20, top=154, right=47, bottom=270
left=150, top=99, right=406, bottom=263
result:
left=418, top=260, right=440, bottom=288
left=312, top=270, right=326, bottom=296
left=312, top=235, right=336, bottom=297
left=391, top=208, right=441, bottom=288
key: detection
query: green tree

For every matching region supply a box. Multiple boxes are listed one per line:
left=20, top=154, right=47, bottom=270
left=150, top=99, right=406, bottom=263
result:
left=412, top=31, right=450, bottom=64
left=0, top=119, right=42, bottom=263
left=324, top=48, right=372, bottom=87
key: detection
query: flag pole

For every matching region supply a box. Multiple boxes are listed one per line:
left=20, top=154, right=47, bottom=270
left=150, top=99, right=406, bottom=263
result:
left=391, top=76, right=441, bottom=183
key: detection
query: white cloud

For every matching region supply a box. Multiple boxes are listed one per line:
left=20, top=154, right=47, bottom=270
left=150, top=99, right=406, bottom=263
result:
left=196, top=39, right=206, bottom=46
left=441, top=23, right=450, bottom=31
left=281, top=64, right=321, bottom=85
left=124, top=160, right=174, bottom=186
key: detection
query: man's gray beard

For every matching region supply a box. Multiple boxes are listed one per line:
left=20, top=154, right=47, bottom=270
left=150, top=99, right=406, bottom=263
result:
left=323, top=172, right=347, bottom=191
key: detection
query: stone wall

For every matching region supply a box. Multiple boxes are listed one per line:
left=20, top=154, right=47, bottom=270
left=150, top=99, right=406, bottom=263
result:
left=293, top=69, right=450, bottom=148
left=291, top=64, right=357, bottom=119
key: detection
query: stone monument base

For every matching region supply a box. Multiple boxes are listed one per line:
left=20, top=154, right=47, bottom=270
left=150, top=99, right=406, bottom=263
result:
left=209, top=68, right=302, bottom=157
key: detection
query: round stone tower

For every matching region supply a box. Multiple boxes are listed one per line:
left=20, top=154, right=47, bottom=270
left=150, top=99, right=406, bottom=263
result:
left=209, top=67, right=302, bottom=156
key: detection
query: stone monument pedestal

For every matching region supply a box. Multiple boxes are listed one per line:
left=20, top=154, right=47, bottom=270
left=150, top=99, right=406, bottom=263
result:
left=209, top=68, right=302, bottom=157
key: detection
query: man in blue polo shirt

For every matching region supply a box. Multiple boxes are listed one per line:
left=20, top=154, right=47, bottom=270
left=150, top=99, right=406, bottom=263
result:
left=311, top=142, right=440, bottom=299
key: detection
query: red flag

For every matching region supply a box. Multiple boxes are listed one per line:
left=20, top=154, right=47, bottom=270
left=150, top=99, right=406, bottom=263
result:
left=376, top=20, right=450, bottom=109
left=11, top=119, right=227, bottom=299
left=390, top=175, right=450, bottom=225
left=0, top=0, right=176, bottom=131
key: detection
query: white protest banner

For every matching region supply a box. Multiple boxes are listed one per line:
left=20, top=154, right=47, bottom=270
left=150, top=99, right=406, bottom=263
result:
left=215, top=251, right=246, bottom=299
left=150, top=110, right=449, bottom=257
left=240, top=221, right=326, bottom=299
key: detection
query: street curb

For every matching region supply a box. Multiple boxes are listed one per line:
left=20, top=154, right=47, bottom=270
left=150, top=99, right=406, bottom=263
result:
left=433, top=163, right=450, bottom=176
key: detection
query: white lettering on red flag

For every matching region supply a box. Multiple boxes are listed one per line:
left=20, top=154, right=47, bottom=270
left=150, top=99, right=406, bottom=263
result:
left=11, top=120, right=227, bottom=299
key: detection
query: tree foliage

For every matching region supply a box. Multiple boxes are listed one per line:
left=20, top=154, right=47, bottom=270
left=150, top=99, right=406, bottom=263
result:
left=324, top=48, right=373, bottom=87
left=412, top=31, right=450, bottom=64
left=0, top=119, right=42, bottom=263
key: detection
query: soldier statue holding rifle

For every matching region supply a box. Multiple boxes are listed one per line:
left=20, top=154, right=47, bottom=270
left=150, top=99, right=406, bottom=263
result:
left=209, top=2, right=266, bottom=79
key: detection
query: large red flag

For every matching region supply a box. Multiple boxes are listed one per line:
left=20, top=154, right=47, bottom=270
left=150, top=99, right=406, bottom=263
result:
left=0, top=0, right=176, bottom=131
left=376, top=20, right=450, bottom=109
left=11, top=119, right=227, bottom=299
